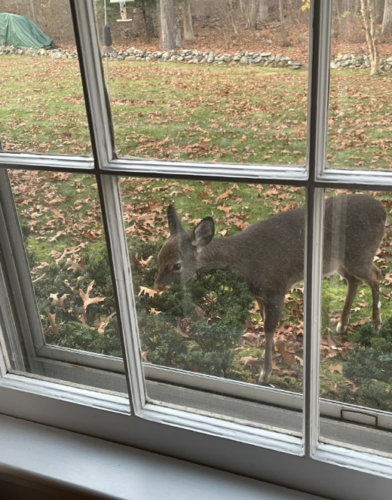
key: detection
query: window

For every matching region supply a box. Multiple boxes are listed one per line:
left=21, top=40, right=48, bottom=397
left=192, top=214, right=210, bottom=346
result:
left=1, top=1, right=392, bottom=498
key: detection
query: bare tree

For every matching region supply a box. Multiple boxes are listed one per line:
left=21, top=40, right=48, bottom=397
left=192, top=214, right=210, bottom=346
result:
left=375, top=0, right=385, bottom=23
left=360, top=0, right=380, bottom=75
left=250, top=0, right=260, bottom=29
left=382, top=0, right=392, bottom=34
left=183, top=0, right=195, bottom=41
left=279, top=0, right=288, bottom=46
left=259, top=0, right=269, bottom=22
left=160, top=0, right=182, bottom=50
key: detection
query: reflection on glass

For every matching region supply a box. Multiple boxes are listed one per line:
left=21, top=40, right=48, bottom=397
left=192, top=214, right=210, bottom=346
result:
left=121, top=178, right=306, bottom=401
left=320, top=190, right=392, bottom=454
left=10, top=170, right=122, bottom=359
left=327, top=6, right=392, bottom=170
left=0, top=6, right=91, bottom=155
left=96, top=1, right=309, bottom=165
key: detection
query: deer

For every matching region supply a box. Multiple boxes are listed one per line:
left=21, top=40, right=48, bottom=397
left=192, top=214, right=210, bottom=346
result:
left=156, top=194, right=386, bottom=385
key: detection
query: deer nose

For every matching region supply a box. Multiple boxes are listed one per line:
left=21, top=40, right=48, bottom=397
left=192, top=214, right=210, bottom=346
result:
left=155, top=273, right=164, bottom=286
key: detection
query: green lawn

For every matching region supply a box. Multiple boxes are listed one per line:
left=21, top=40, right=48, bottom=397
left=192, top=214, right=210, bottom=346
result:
left=2, top=56, right=392, bottom=409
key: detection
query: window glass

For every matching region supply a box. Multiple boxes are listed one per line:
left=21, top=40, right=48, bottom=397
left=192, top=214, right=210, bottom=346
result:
left=319, top=189, right=392, bottom=455
left=4, top=170, right=127, bottom=395
left=327, top=4, right=392, bottom=170
left=121, top=177, right=305, bottom=432
left=0, top=5, right=92, bottom=156
left=95, top=0, right=309, bottom=166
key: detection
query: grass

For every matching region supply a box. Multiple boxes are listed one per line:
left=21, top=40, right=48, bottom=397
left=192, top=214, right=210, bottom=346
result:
left=2, top=55, right=392, bottom=406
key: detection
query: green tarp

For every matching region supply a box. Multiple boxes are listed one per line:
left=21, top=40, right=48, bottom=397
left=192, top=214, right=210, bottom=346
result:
left=0, top=13, right=55, bottom=50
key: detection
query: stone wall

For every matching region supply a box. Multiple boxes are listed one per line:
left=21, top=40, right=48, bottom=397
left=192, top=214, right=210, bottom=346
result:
left=0, top=45, right=303, bottom=69
left=331, top=53, right=392, bottom=71
left=2, top=42, right=392, bottom=73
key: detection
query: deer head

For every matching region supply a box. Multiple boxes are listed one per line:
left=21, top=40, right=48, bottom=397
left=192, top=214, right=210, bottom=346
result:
left=155, top=205, right=215, bottom=286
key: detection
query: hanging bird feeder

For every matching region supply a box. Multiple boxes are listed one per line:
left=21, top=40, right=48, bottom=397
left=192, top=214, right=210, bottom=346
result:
left=102, top=24, right=115, bottom=53
left=110, top=0, right=133, bottom=22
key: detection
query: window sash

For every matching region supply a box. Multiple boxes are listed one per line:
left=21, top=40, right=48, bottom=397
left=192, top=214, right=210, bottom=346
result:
left=0, top=0, right=392, bottom=486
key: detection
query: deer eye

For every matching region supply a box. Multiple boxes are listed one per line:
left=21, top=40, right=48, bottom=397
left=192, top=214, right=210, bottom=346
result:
left=173, top=263, right=182, bottom=271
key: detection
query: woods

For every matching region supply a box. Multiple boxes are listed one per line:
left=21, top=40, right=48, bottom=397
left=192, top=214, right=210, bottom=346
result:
left=90, top=0, right=392, bottom=56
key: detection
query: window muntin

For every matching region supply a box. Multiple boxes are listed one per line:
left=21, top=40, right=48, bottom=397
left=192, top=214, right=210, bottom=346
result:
left=318, top=188, right=392, bottom=455
left=0, top=5, right=92, bottom=156
left=96, top=3, right=310, bottom=166
left=326, top=6, right=392, bottom=171
left=120, top=177, right=305, bottom=433
left=0, top=169, right=127, bottom=394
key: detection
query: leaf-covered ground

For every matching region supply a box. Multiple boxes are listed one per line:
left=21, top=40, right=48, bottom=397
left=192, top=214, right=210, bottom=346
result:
left=2, top=56, right=392, bottom=408
left=1, top=56, right=392, bottom=169
left=8, top=168, right=392, bottom=408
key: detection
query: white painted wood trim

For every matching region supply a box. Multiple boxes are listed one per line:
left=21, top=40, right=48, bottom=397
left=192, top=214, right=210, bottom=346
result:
left=0, top=414, right=324, bottom=500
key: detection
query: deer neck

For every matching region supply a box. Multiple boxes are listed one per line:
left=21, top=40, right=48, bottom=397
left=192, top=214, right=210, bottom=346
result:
left=196, top=237, right=238, bottom=271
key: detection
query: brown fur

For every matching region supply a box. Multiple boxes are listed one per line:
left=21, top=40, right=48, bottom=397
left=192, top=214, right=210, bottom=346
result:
left=156, top=194, right=386, bottom=385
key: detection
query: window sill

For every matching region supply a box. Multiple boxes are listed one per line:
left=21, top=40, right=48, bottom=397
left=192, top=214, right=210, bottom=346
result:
left=0, top=414, right=323, bottom=500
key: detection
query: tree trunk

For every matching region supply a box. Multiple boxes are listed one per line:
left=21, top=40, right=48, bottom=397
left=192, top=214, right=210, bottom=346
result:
left=360, top=0, right=380, bottom=75
left=250, top=0, right=260, bottom=29
left=29, top=0, right=37, bottom=24
left=141, top=1, right=151, bottom=44
left=146, top=6, right=158, bottom=39
left=183, top=0, right=195, bottom=42
left=333, top=0, right=342, bottom=35
left=279, top=0, right=288, bottom=46
left=375, top=0, right=385, bottom=23
left=259, top=0, right=269, bottom=22
left=382, top=0, right=392, bottom=34
left=160, top=0, right=182, bottom=50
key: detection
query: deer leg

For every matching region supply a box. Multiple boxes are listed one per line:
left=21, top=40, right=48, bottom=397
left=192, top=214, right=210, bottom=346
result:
left=343, top=263, right=382, bottom=331
left=257, top=295, right=284, bottom=386
left=368, top=264, right=382, bottom=330
left=336, top=268, right=360, bottom=334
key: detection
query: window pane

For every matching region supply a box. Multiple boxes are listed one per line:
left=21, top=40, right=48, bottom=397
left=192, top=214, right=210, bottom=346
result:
left=319, top=189, right=392, bottom=455
left=327, top=6, right=392, bottom=170
left=2, top=170, right=127, bottom=395
left=0, top=6, right=92, bottom=156
left=95, top=1, right=309, bottom=166
left=121, top=177, right=305, bottom=433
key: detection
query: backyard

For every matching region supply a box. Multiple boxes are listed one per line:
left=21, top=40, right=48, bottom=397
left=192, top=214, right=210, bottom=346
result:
left=2, top=53, right=392, bottom=411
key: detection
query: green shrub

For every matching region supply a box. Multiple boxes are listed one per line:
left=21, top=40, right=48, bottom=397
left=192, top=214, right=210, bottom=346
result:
left=343, top=318, right=392, bottom=411
left=131, top=239, right=254, bottom=378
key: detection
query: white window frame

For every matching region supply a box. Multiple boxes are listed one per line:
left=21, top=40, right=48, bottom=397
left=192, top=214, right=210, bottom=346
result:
left=1, top=1, right=392, bottom=498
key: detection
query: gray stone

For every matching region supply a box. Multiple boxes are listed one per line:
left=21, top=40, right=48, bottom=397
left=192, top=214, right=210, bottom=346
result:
left=239, top=56, right=248, bottom=65
left=384, top=64, right=392, bottom=71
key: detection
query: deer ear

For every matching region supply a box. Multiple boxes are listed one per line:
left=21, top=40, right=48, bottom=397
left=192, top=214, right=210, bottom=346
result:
left=192, top=217, right=214, bottom=248
left=167, top=205, right=183, bottom=236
